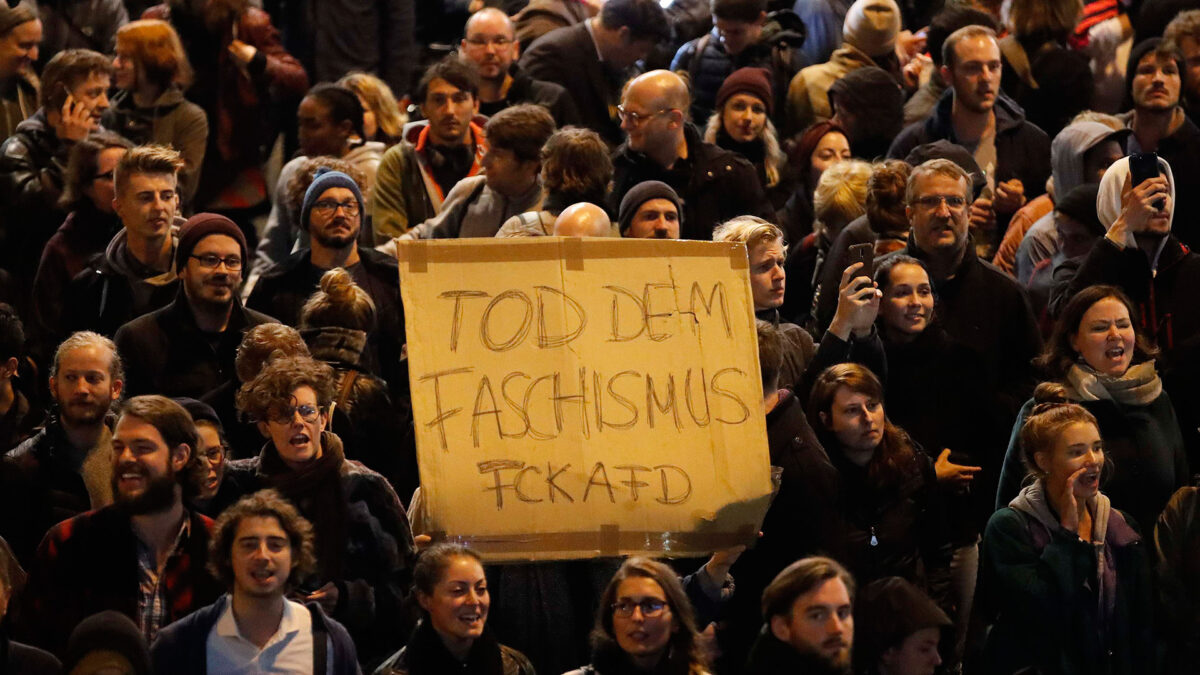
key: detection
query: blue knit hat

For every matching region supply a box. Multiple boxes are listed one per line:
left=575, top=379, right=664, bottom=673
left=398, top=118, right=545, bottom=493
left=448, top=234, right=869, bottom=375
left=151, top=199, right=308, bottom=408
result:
left=301, top=168, right=363, bottom=232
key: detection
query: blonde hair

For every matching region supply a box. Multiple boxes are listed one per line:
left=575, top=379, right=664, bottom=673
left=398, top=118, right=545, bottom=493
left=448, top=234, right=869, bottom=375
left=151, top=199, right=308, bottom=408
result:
left=713, top=215, right=787, bottom=253
left=114, top=144, right=184, bottom=196
left=813, top=159, right=871, bottom=239
left=339, top=71, right=407, bottom=141
left=300, top=268, right=376, bottom=332
left=702, top=107, right=786, bottom=188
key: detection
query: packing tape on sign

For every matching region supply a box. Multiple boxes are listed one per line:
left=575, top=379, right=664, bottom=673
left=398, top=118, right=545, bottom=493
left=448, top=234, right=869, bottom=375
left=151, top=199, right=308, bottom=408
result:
left=563, top=236, right=585, bottom=271
left=398, top=239, right=428, bottom=273
left=599, top=523, right=620, bottom=556
left=425, top=529, right=759, bottom=557
left=729, top=242, right=748, bottom=269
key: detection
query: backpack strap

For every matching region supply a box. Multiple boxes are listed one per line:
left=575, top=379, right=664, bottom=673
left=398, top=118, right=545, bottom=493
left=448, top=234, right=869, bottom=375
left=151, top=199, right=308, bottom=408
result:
left=687, top=33, right=712, bottom=87
left=309, top=604, right=329, bottom=675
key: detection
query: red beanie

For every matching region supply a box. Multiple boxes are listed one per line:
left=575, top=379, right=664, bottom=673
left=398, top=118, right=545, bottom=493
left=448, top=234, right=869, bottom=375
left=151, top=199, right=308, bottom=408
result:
left=715, top=67, right=774, bottom=117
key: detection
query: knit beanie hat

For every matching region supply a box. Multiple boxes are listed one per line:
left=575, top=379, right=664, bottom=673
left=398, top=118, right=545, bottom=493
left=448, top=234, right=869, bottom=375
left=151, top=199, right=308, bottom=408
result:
left=63, top=610, right=151, bottom=675
left=716, top=67, right=774, bottom=117
left=0, top=5, right=36, bottom=37
left=842, top=0, right=901, bottom=58
left=175, top=213, right=248, bottom=273
left=618, top=181, right=683, bottom=235
left=174, top=396, right=225, bottom=435
left=1054, top=184, right=1104, bottom=236
left=301, top=168, right=364, bottom=232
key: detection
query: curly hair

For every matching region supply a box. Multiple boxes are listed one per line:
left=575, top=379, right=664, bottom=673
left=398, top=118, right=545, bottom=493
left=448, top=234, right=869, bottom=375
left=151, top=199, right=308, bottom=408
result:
left=541, top=127, right=613, bottom=198
left=234, top=323, right=310, bottom=384
left=236, top=356, right=335, bottom=423
left=207, top=489, right=317, bottom=592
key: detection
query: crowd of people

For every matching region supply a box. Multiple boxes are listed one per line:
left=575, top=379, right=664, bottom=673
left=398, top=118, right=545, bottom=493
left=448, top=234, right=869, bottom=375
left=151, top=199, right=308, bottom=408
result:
left=0, top=0, right=1199, bottom=673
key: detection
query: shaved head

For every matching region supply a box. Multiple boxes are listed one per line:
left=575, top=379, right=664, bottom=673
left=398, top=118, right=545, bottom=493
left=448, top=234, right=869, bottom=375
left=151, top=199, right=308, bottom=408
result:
left=553, top=202, right=614, bottom=237
left=465, top=7, right=515, bottom=37
left=624, top=69, right=691, bottom=114
left=620, top=70, right=690, bottom=162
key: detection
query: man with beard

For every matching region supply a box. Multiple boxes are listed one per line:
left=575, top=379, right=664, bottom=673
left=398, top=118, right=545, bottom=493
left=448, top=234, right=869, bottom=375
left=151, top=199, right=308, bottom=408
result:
left=371, top=57, right=487, bottom=243
left=744, top=557, right=856, bottom=674
left=888, top=25, right=1050, bottom=254
left=149, top=490, right=360, bottom=672
left=618, top=180, right=683, bottom=239
left=64, top=144, right=186, bottom=338
left=0, top=331, right=123, bottom=566
left=1118, top=39, right=1200, bottom=250
left=17, top=395, right=221, bottom=656
left=459, top=9, right=579, bottom=127
left=247, top=168, right=406, bottom=395
left=114, top=213, right=276, bottom=399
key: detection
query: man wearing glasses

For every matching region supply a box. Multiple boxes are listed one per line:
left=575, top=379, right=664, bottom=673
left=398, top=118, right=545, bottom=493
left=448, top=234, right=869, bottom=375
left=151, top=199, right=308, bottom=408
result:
left=248, top=168, right=407, bottom=396
left=113, top=213, right=276, bottom=400
left=610, top=70, right=772, bottom=240
left=460, top=8, right=580, bottom=127
left=65, top=144, right=187, bottom=338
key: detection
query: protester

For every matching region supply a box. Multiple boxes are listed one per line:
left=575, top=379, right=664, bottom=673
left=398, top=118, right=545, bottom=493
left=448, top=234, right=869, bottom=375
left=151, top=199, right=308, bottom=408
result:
left=150, top=489, right=360, bottom=673
left=743, top=556, right=855, bottom=675
left=0, top=534, right=59, bottom=674
left=103, top=19, right=208, bottom=206
left=998, top=0, right=1094, bottom=137
left=61, top=611, right=151, bottom=675
left=853, top=576, right=950, bottom=675
left=977, top=383, right=1154, bottom=675
left=33, top=132, right=131, bottom=338
left=175, top=397, right=243, bottom=518
left=0, top=332, right=123, bottom=566
left=610, top=69, right=772, bottom=240
left=19, top=395, right=221, bottom=655
left=565, top=556, right=709, bottom=675
left=553, top=202, right=615, bottom=237
left=229, top=355, right=416, bottom=664
left=996, top=285, right=1189, bottom=532
left=617, top=180, right=683, bottom=240
left=63, top=144, right=185, bottom=338
left=1155, top=485, right=1200, bottom=675
left=497, top=126, right=612, bottom=237
left=827, top=65, right=906, bottom=160
left=338, top=71, right=406, bottom=148
left=0, top=4, right=41, bottom=141
left=0, top=305, right=39, bottom=450
left=375, top=543, right=535, bottom=675
left=780, top=120, right=851, bottom=244
left=459, top=8, right=580, bottom=127
left=1165, top=10, right=1200, bottom=112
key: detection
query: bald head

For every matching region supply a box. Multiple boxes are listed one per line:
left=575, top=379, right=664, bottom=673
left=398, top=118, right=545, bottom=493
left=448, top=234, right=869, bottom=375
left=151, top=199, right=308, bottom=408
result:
left=624, top=70, right=691, bottom=113
left=461, top=8, right=518, bottom=83
left=553, top=203, right=614, bottom=237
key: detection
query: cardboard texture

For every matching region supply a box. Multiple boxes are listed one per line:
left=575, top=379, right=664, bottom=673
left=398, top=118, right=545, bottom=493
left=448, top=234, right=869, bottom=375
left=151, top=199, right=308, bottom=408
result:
left=397, top=238, right=774, bottom=562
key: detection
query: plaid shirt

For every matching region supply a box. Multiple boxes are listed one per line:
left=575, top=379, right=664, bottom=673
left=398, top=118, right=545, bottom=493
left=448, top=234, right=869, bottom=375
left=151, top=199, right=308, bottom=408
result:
left=135, top=516, right=192, bottom=643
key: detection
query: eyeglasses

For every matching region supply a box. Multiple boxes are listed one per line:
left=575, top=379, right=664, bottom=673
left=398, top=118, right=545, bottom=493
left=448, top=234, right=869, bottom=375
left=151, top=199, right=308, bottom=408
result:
left=312, top=199, right=360, bottom=217
left=612, top=599, right=668, bottom=617
left=189, top=254, right=243, bottom=270
left=199, top=445, right=226, bottom=464
left=617, top=105, right=674, bottom=126
left=913, top=195, right=967, bottom=211
left=267, top=404, right=322, bottom=424
left=464, top=36, right=513, bottom=48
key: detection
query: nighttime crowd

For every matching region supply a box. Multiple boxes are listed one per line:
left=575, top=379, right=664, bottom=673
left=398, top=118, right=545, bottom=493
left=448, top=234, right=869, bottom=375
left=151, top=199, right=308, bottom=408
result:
left=0, top=0, right=1199, bottom=673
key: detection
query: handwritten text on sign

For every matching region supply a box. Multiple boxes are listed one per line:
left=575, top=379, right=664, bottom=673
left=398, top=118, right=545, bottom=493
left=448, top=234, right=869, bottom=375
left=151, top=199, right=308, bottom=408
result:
left=398, top=239, right=773, bottom=561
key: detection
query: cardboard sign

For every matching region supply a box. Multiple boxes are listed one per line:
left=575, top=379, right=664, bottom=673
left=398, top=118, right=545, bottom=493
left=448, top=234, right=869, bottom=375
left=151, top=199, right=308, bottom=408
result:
left=397, top=238, right=774, bottom=561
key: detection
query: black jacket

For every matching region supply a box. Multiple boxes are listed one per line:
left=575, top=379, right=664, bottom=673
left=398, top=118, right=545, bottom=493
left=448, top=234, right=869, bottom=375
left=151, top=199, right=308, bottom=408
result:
left=1155, top=486, right=1200, bottom=675
left=247, top=247, right=408, bottom=397
left=1131, top=113, right=1200, bottom=252
left=1059, top=235, right=1200, bottom=355
left=113, top=290, right=276, bottom=399
left=670, top=31, right=800, bottom=123
left=478, top=65, right=583, bottom=129
left=0, top=632, right=60, bottom=675
left=742, top=628, right=848, bottom=675
left=64, top=245, right=181, bottom=339
left=519, top=22, right=627, bottom=145
left=150, top=594, right=360, bottom=675
left=888, top=90, right=1051, bottom=242
left=611, top=124, right=774, bottom=240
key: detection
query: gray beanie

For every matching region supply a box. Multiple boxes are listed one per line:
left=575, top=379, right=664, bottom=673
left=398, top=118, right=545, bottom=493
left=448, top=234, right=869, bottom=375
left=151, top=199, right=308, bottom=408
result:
left=301, top=168, right=363, bottom=231
left=618, top=181, right=683, bottom=235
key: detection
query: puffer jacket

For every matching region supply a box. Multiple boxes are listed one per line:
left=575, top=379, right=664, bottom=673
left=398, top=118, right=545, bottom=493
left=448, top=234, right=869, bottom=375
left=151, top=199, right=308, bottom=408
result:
left=671, top=31, right=796, bottom=123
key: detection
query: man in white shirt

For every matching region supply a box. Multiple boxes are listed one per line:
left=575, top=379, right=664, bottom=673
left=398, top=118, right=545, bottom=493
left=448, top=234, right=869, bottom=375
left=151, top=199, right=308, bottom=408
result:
left=149, top=489, right=362, bottom=674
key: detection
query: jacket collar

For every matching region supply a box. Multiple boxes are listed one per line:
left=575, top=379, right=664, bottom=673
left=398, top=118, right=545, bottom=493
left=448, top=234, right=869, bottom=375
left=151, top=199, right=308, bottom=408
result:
left=162, top=286, right=254, bottom=335
left=926, top=87, right=1028, bottom=141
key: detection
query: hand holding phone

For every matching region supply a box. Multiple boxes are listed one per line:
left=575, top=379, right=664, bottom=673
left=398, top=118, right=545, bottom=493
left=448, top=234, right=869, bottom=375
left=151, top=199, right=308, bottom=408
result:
left=846, top=242, right=874, bottom=283
left=1129, top=152, right=1165, bottom=210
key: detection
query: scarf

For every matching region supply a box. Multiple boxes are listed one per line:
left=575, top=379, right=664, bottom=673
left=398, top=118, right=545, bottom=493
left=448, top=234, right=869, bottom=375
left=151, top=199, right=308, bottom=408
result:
left=588, top=634, right=697, bottom=675
left=402, top=618, right=506, bottom=675
left=257, top=431, right=348, bottom=580
left=1064, top=361, right=1163, bottom=407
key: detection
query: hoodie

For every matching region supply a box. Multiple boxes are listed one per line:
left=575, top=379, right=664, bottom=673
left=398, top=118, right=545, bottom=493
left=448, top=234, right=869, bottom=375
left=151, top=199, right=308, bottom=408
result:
left=102, top=86, right=208, bottom=206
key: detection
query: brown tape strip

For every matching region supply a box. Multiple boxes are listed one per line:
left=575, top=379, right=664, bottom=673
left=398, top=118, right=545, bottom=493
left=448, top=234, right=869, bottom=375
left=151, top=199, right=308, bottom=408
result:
left=599, top=524, right=620, bottom=556
left=563, top=237, right=585, bottom=271
left=449, top=529, right=757, bottom=560
left=396, top=240, right=428, bottom=273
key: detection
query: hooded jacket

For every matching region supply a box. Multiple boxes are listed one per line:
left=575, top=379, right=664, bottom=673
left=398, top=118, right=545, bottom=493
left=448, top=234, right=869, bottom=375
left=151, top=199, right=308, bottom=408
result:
left=102, top=86, right=208, bottom=205
left=63, top=223, right=183, bottom=338
left=479, top=65, right=582, bottom=129
left=785, top=43, right=884, bottom=134
left=887, top=89, right=1051, bottom=209
left=1057, top=155, right=1200, bottom=353
left=404, top=174, right=543, bottom=240
left=978, top=480, right=1154, bottom=675
left=371, top=118, right=488, bottom=243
